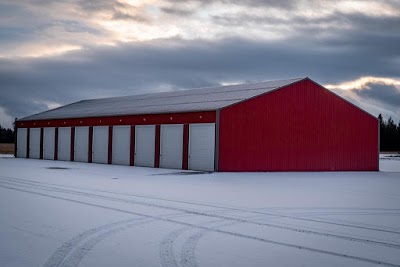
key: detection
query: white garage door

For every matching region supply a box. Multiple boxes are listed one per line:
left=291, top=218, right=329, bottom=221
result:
left=29, top=128, right=41, bottom=159
left=17, top=128, right=27, bottom=158
left=58, top=127, right=71, bottom=161
left=92, top=126, right=109, bottom=164
left=43, top=127, right=55, bottom=160
left=160, top=124, right=183, bottom=169
left=74, top=126, right=89, bottom=162
left=135, top=125, right=155, bottom=167
left=112, top=126, right=130, bottom=165
left=189, top=123, right=215, bottom=171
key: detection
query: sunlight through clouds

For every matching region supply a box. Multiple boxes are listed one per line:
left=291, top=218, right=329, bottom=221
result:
left=325, top=77, right=400, bottom=90
left=1, top=0, right=399, bottom=58
left=0, top=44, right=82, bottom=59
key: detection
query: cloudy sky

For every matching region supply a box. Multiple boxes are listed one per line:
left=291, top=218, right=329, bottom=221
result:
left=0, top=0, right=399, bottom=128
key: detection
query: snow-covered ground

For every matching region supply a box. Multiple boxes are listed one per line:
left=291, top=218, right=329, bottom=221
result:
left=0, top=154, right=399, bottom=267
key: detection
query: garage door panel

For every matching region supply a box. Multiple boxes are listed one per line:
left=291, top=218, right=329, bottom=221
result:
left=92, top=126, right=109, bottom=164
left=135, top=125, right=155, bottom=167
left=74, top=126, right=89, bottom=162
left=17, top=128, right=27, bottom=158
left=29, top=128, right=41, bottom=159
left=58, top=127, right=71, bottom=161
left=43, top=127, right=55, bottom=160
left=189, top=123, right=215, bottom=171
left=112, top=126, right=130, bottom=165
left=160, top=124, right=183, bottom=169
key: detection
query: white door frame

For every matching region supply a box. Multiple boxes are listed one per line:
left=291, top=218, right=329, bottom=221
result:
left=159, top=124, right=183, bottom=169
left=188, top=123, right=215, bottom=171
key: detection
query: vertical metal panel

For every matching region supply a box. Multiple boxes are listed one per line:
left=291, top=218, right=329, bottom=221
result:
left=160, top=124, right=183, bottom=169
left=70, top=127, right=75, bottom=161
left=88, top=126, right=93, bottom=163
left=135, top=125, right=155, bottom=167
left=92, top=126, right=109, bottom=164
left=377, top=119, right=380, bottom=171
left=219, top=79, right=379, bottom=171
left=74, top=126, right=89, bottom=162
left=182, top=124, right=189, bottom=170
left=108, top=126, right=113, bottom=164
left=43, top=127, right=55, bottom=160
left=58, top=127, right=71, bottom=161
left=26, top=128, right=30, bottom=158
left=154, top=125, right=160, bottom=168
left=130, top=126, right=135, bottom=166
left=29, top=128, right=41, bottom=159
left=54, top=128, right=58, bottom=160
left=215, top=110, right=220, bottom=171
left=39, top=128, right=44, bottom=159
left=188, top=123, right=215, bottom=171
left=14, top=120, right=17, bottom=158
left=16, top=128, right=27, bottom=158
left=17, top=111, right=216, bottom=128
left=112, top=125, right=131, bottom=165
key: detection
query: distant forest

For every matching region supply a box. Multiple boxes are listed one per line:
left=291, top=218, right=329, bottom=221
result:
left=1, top=117, right=399, bottom=151
left=0, top=125, right=14, bottom=143
left=379, top=115, right=400, bottom=152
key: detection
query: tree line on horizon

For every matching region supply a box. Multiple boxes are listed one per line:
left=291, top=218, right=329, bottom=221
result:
left=378, top=115, right=400, bottom=152
left=0, top=125, right=14, bottom=143
left=1, top=117, right=399, bottom=151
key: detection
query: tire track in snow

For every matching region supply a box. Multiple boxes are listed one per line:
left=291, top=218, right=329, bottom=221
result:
left=159, top=226, right=192, bottom=267
left=43, top=218, right=147, bottom=267
left=62, top=213, right=183, bottom=267
left=44, top=212, right=187, bottom=267
left=159, top=219, right=225, bottom=267
left=2, top=178, right=400, bottom=251
left=160, top=215, right=270, bottom=267
left=62, top=219, right=153, bottom=267
left=1, top=184, right=400, bottom=267
left=179, top=215, right=270, bottom=267
left=180, top=220, right=238, bottom=267
left=2, top=175, right=400, bottom=235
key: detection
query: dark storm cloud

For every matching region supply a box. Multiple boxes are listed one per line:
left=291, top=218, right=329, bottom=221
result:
left=1, top=31, right=399, bottom=123
left=333, top=83, right=400, bottom=123
left=354, top=83, right=400, bottom=108
left=112, top=11, right=150, bottom=22
left=76, top=0, right=129, bottom=12
left=164, top=0, right=296, bottom=9
left=160, top=6, right=197, bottom=17
left=159, top=0, right=296, bottom=16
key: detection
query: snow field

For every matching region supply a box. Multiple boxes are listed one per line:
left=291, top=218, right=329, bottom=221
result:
left=0, top=154, right=399, bottom=267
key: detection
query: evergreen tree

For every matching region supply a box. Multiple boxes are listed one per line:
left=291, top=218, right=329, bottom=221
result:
left=0, top=124, right=15, bottom=143
left=378, top=115, right=400, bottom=152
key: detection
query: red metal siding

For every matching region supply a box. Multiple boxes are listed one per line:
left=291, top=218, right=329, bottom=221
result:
left=154, top=125, right=161, bottom=168
left=182, top=124, right=189, bottom=170
left=88, top=126, right=93, bottom=163
left=130, top=126, right=135, bottom=166
left=14, top=126, right=17, bottom=158
left=108, top=126, right=113, bottom=164
left=39, top=128, right=44, bottom=160
left=218, top=79, right=379, bottom=171
left=54, top=127, right=58, bottom=160
left=26, top=128, right=30, bottom=158
left=70, top=127, right=75, bottom=161
left=16, top=111, right=215, bottom=128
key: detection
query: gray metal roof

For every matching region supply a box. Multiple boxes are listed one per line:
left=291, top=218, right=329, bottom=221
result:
left=19, top=77, right=305, bottom=121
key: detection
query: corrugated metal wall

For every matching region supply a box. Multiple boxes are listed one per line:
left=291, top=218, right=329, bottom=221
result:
left=218, top=79, right=379, bottom=171
left=15, top=111, right=215, bottom=128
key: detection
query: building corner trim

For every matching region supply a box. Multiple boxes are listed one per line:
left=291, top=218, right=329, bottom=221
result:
left=215, top=110, right=220, bottom=172
left=377, top=119, right=380, bottom=171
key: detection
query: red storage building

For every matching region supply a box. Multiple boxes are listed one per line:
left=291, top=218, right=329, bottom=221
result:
left=15, top=77, right=379, bottom=171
